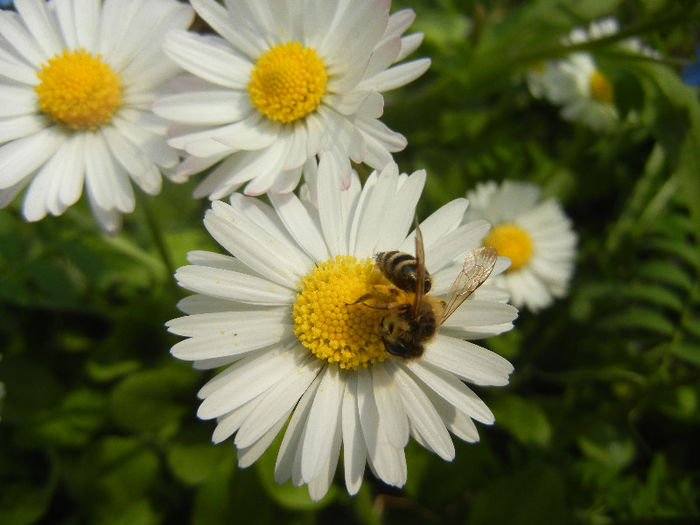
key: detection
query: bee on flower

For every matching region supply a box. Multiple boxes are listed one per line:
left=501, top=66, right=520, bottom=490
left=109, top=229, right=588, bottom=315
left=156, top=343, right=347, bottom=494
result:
left=167, top=163, right=518, bottom=500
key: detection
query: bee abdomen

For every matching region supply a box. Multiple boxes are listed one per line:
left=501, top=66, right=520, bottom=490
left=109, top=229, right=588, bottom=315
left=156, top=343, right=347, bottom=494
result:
left=375, top=250, right=432, bottom=293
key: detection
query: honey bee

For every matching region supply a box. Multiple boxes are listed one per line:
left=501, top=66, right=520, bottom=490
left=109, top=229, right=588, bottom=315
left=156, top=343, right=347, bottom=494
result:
left=350, top=223, right=497, bottom=359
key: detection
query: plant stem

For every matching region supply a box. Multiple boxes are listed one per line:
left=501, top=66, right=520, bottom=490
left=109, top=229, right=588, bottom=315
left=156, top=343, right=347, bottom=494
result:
left=139, top=193, right=175, bottom=280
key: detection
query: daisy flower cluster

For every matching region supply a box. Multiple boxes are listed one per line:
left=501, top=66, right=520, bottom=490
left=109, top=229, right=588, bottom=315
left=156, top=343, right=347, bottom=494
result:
left=0, top=0, right=584, bottom=503
left=526, top=17, right=658, bottom=132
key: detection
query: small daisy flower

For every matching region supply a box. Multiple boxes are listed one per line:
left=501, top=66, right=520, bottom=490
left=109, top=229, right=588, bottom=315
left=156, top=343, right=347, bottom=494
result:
left=167, top=162, right=517, bottom=500
left=527, top=17, right=658, bottom=132
left=0, top=0, right=194, bottom=233
left=465, top=180, right=577, bottom=312
left=153, top=0, right=431, bottom=198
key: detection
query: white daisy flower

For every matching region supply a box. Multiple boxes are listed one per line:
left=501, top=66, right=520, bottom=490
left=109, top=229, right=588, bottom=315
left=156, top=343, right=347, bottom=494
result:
left=527, top=17, right=658, bottom=132
left=153, top=0, right=431, bottom=198
left=465, top=180, right=577, bottom=313
left=0, top=0, right=194, bottom=233
left=167, top=162, right=517, bottom=500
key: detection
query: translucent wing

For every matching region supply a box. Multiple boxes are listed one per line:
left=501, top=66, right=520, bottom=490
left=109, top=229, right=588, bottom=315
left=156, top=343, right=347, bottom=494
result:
left=412, top=219, right=426, bottom=317
left=440, top=246, right=498, bottom=323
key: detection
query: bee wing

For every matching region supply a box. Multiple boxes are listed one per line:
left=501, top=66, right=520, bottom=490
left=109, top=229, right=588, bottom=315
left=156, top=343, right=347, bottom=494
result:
left=413, top=218, right=427, bottom=316
left=440, top=246, right=498, bottom=323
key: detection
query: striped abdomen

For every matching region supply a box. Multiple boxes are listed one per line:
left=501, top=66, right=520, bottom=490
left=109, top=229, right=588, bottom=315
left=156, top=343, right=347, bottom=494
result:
left=375, top=250, right=432, bottom=294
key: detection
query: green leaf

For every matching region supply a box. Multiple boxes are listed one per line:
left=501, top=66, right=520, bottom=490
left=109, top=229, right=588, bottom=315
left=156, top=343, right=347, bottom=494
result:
left=110, top=363, right=197, bottom=432
left=616, top=282, right=684, bottom=312
left=578, top=436, right=635, bottom=470
left=28, top=389, right=106, bottom=448
left=638, top=260, right=694, bottom=291
left=490, top=395, right=552, bottom=447
left=468, top=463, right=568, bottom=525
left=167, top=442, right=235, bottom=486
left=191, top=460, right=236, bottom=525
left=670, top=342, right=700, bottom=367
left=602, top=307, right=675, bottom=336
left=0, top=482, right=54, bottom=525
left=95, top=499, right=159, bottom=525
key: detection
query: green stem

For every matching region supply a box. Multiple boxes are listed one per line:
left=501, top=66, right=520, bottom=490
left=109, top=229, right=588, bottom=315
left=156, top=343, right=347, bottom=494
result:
left=65, top=207, right=165, bottom=277
left=505, top=6, right=691, bottom=67
left=138, top=193, right=175, bottom=280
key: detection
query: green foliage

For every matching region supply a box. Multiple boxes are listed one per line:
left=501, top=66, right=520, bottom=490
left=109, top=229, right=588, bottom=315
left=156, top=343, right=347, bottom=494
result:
left=1, top=1, right=700, bottom=524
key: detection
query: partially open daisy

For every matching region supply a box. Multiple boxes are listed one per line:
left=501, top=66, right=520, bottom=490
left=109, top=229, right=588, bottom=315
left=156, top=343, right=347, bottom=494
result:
left=465, top=180, right=577, bottom=312
left=0, top=0, right=194, bottom=233
left=167, top=162, right=517, bottom=500
left=154, top=0, right=430, bottom=198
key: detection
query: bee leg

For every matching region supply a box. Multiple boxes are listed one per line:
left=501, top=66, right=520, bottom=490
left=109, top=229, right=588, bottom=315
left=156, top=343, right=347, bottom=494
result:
left=346, top=293, right=373, bottom=306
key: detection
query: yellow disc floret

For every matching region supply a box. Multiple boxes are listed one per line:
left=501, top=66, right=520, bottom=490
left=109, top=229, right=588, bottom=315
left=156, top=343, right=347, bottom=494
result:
left=248, top=42, right=327, bottom=124
left=293, top=255, right=388, bottom=370
left=484, top=223, right=533, bottom=272
left=35, top=49, right=122, bottom=131
left=589, top=70, right=614, bottom=104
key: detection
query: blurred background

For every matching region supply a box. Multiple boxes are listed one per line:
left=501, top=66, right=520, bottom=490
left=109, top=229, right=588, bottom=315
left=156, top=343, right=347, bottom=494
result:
left=1, top=0, right=699, bottom=523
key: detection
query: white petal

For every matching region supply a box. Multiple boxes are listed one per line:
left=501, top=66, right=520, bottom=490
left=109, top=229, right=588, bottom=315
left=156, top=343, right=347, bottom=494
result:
left=301, top=365, right=345, bottom=483
left=72, top=0, right=100, bottom=51
left=22, top=135, right=84, bottom=220
left=14, top=0, right=63, bottom=59
left=399, top=198, right=468, bottom=252
left=388, top=361, right=455, bottom=460
left=275, top=372, right=323, bottom=484
left=204, top=200, right=309, bottom=287
left=212, top=396, right=261, bottom=444
left=307, top=411, right=343, bottom=502
left=405, top=360, right=495, bottom=425
left=350, top=163, right=398, bottom=257
left=371, top=364, right=409, bottom=448
left=0, top=126, right=63, bottom=189
left=361, top=58, right=431, bottom=93
left=154, top=90, right=251, bottom=126
left=235, top=356, right=322, bottom=449
left=168, top=315, right=293, bottom=361
left=341, top=370, right=366, bottom=496
left=357, top=366, right=407, bottom=487
left=0, top=7, right=46, bottom=67
left=84, top=131, right=134, bottom=213
left=424, top=387, right=480, bottom=443
left=174, top=265, right=295, bottom=305
left=269, top=191, right=330, bottom=263
left=237, top=408, right=290, bottom=469
left=196, top=343, right=300, bottom=419
left=112, top=116, right=178, bottom=170
left=191, top=0, right=265, bottom=60
left=102, top=126, right=161, bottom=195
left=316, top=152, right=349, bottom=255
left=163, top=30, right=252, bottom=89
left=423, top=334, right=513, bottom=386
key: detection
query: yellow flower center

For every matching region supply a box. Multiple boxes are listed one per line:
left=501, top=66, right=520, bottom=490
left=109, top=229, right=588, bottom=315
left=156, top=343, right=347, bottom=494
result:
left=589, top=70, right=613, bottom=104
left=248, top=42, right=327, bottom=124
left=484, top=223, right=533, bottom=272
left=35, top=49, right=122, bottom=131
left=293, top=255, right=389, bottom=370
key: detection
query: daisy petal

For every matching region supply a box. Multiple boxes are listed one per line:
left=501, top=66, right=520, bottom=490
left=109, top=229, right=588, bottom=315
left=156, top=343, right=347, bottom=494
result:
left=423, top=335, right=514, bottom=387
left=301, top=365, right=345, bottom=483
